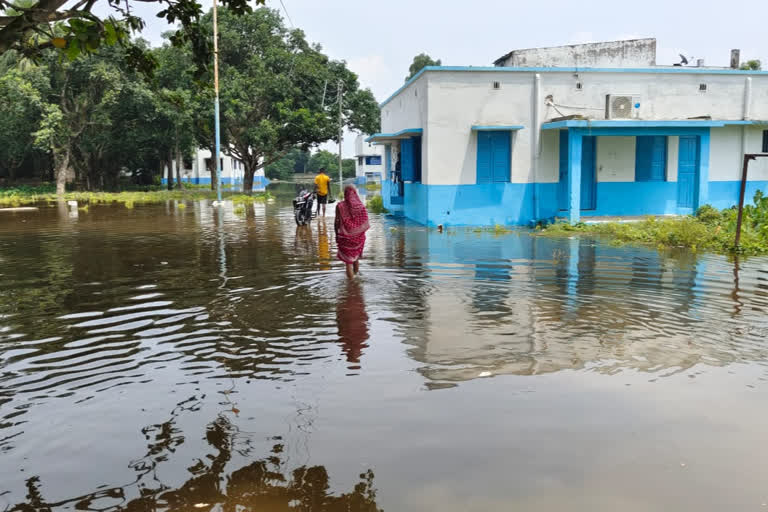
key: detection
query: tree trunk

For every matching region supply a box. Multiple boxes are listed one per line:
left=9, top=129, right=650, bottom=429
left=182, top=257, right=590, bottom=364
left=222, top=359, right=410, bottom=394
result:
left=243, top=161, right=256, bottom=195
left=208, top=156, right=217, bottom=191
left=166, top=152, right=174, bottom=191
left=55, top=147, right=70, bottom=196
left=175, top=144, right=183, bottom=189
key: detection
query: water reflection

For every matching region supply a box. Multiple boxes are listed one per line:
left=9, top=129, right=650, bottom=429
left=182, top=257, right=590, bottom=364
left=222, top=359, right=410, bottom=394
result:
left=7, top=397, right=381, bottom=512
left=2, top=194, right=768, bottom=510
left=336, top=280, right=370, bottom=370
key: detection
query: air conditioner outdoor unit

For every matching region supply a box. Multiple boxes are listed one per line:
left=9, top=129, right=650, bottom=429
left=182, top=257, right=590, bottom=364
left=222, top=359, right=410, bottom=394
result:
left=605, top=94, right=640, bottom=119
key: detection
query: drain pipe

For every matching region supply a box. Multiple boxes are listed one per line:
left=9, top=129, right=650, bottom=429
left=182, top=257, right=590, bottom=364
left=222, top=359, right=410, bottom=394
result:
left=532, top=73, right=541, bottom=223
left=741, top=77, right=752, bottom=171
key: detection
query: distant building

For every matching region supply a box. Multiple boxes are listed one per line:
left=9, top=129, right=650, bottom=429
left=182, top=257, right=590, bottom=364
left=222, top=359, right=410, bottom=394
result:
left=368, top=39, right=768, bottom=226
left=163, top=148, right=269, bottom=190
left=354, top=134, right=385, bottom=184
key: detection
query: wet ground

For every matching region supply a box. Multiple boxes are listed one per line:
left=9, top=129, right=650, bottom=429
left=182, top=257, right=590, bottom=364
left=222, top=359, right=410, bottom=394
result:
left=2, top=184, right=768, bottom=511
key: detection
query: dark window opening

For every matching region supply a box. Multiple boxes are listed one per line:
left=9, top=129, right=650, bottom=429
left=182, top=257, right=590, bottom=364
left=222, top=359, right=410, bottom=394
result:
left=575, top=82, right=583, bottom=90
left=699, top=83, right=707, bottom=92
left=493, top=81, right=501, bottom=90
left=365, top=155, right=382, bottom=166
left=763, top=130, right=768, bottom=153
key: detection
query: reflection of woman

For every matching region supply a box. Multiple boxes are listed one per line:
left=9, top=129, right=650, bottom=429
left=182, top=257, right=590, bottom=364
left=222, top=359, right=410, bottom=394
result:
left=336, top=280, right=369, bottom=367
left=334, top=186, right=370, bottom=278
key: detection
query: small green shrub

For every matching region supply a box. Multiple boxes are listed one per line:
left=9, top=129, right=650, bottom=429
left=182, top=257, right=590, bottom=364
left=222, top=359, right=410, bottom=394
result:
left=366, top=195, right=387, bottom=214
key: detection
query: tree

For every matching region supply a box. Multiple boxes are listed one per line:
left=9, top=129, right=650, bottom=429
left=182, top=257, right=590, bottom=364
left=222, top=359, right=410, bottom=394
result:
left=342, top=158, right=355, bottom=179
left=405, top=53, right=441, bottom=81
left=0, top=0, right=261, bottom=74
left=0, top=65, right=46, bottom=181
left=265, top=147, right=310, bottom=180
left=212, top=7, right=379, bottom=194
left=740, top=59, right=762, bottom=70
left=307, top=150, right=338, bottom=175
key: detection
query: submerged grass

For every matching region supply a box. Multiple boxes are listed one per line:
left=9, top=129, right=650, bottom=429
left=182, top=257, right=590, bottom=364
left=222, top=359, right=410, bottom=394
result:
left=538, top=191, right=768, bottom=256
left=0, top=186, right=271, bottom=207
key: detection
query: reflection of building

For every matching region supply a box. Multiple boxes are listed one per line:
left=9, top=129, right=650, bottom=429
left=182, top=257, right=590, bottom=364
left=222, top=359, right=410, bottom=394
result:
left=368, top=39, right=768, bottom=226
left=354, top=134, right=385, bottom=184
left=162, top=148, right=269, bottom=190
left=399, top=230, right=752, bottom=386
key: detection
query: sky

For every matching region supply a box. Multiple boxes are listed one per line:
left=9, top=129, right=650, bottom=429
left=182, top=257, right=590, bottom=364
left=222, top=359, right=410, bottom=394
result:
left=130, top=0, right=768, bottom=156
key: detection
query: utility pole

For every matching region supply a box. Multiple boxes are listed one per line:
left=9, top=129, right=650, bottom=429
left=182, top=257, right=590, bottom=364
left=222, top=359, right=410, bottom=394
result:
left=213, top=0, right=223, bottom=203
left=337, top=80, right=344, bottom=197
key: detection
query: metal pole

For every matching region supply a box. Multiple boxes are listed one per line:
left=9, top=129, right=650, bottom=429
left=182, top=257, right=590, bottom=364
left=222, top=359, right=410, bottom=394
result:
left=734, top=153, right=768, bottom=248
left=337, top=80, right=343, bottom=197
left=213, top=0, right=222, bottom=203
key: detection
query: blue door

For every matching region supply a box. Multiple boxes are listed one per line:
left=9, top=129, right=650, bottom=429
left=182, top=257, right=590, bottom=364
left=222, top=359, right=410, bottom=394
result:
left=636, top=136, right=667, bottom=181
left=677, top=136, right=698, bottom=208
left=477, top=131, right=510, bottom=184
left=559, top=132, right=596, bottom=210
left=580, top=136, right=597, bottom=210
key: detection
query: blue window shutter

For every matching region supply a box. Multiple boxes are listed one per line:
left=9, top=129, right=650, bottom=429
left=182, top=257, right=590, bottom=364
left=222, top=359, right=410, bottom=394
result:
left=413, top=136, right=422, bottom=182
left=636, top=136, right=667, bottom=182
left=401, top=139, right=414, bottom=181
left=491, top=131, right=510, bottom=183
left=476, top=132, right=492, bottom=184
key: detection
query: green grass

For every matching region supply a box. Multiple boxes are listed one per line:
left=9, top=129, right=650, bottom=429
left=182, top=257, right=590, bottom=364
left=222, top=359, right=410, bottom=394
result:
left=0, top=186, right=272, bottom=207
left=537, top=191, right=768, bottom=256
left=472, top=224, right=513, bottom=235
left=366, top=195, right=388, bottom=214
left=364, top=182, right=382, bottom=190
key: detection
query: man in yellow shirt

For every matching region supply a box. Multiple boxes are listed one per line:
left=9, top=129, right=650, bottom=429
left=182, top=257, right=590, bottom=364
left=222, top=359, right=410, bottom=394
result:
left=314, top=168, right=331, bottom=217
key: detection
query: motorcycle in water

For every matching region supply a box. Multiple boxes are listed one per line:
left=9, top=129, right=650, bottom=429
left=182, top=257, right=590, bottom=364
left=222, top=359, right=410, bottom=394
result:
left=293, top=189, right=315, bottom=225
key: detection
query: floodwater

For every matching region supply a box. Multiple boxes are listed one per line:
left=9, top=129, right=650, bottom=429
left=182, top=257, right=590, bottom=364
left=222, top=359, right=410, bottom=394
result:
left=2, top=185, right=768, bottom=511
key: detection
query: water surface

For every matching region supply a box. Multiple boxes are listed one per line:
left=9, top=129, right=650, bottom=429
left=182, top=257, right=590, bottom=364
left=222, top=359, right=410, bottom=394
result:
left=1, top=190, right=768, bottom=511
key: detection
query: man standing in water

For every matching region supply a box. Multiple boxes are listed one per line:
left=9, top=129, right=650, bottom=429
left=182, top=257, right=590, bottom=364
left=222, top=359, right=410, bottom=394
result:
left=314, top=167, right=331, bottom=217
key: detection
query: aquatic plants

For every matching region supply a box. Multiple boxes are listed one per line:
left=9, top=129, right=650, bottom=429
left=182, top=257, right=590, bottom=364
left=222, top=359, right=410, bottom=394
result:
left=0, top=187, right=272, bottom=207
left=538, top=191, right=768, bottom=255
left=366, top=195, right=388, bottom=214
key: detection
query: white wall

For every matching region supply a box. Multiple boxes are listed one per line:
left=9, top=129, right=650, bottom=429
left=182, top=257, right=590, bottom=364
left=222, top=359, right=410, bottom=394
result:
left=746, top=127, right=768, bottom=180
left=538, top=130, right=559, bottom=183
left=667, top=136, right=679, bottom=182
left=381, top=69, right=768, bottom=186
left=709, top=126, right=743, bottom=181
left=500, top=39, right=656, bottom=68
left=596, top=136, right=635, bottom=182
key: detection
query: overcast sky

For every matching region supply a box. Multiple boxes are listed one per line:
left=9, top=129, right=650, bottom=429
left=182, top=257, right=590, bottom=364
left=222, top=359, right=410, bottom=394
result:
left=132, top=0, right=767, bottom=156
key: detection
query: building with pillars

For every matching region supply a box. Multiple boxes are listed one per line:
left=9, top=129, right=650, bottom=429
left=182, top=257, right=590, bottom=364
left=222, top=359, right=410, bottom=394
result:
left=367, top=39, right=768, bottom=226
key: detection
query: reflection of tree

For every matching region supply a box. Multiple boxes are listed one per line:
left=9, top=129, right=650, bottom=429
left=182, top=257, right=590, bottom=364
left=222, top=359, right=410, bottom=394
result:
left=8, top=398, right=382, bottom=512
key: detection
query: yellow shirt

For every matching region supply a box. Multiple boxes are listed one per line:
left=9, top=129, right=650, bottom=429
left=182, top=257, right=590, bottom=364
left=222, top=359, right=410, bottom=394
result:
left=315, top=173, right=331, bottom=196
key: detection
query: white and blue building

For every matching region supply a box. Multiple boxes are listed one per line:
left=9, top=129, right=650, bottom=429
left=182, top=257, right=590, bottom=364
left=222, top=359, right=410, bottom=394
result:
left=162, top=148, right=269, bottom=190
left=354, top=134, right=385, bottom=184
left=368, top=39, right=768, bottom=226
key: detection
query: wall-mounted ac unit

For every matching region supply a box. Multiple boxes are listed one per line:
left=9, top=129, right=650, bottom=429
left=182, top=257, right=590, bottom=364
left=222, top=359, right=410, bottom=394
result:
left=605, top=94, right=640, bottom=119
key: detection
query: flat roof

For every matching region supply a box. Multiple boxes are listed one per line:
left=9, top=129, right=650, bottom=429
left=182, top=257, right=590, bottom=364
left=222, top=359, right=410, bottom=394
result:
left=542, top=120, right=768, bottom=129
left=380, top=66, right=768, bottom=107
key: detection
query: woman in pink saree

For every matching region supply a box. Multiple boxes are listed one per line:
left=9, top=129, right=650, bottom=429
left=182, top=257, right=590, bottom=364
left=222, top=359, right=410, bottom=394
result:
left=334, top=185, right=370, bottom=278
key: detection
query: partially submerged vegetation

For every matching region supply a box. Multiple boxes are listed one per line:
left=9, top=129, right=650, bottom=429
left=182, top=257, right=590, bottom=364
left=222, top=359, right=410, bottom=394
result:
left=0, top=185, right=271, bottom=208
left=538, top=191, right=768, bottom=255
left=366, top=195, right=387, bottom=214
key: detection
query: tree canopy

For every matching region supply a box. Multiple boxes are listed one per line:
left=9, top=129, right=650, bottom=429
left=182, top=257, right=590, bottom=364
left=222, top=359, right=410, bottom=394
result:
left=405, top=53, right=441, bottom=81
left=0, top=6, right=380, bottom=195
left=740, top=59, right=762, bottom=71
left=0, top=0, right=260, bottom=72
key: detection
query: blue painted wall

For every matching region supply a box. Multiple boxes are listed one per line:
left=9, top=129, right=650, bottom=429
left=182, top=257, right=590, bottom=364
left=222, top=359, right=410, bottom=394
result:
left=390, top=180, right=768, bottom=226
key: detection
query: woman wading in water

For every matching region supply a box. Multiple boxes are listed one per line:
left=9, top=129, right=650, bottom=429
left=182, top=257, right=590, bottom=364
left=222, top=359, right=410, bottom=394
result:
left=334, top=186, right=370, bottom=278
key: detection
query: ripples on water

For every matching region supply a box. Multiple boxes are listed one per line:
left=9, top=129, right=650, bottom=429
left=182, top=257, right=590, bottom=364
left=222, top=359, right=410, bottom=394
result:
left=1, top=193, right=768, bottom=511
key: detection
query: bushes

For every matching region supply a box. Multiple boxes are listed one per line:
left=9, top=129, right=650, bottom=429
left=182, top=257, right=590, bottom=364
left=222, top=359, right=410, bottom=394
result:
left=538, top=191, right=768, bottom=256
left=366, top=195, right=387, bottom=214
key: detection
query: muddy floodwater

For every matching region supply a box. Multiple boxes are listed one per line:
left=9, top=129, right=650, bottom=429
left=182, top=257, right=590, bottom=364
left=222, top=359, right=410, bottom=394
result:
left=2, top=185, right=768, bottom=511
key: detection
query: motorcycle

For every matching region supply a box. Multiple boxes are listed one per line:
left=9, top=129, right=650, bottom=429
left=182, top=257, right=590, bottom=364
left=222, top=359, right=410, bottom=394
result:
left=293, top=189, right=315, bottom=225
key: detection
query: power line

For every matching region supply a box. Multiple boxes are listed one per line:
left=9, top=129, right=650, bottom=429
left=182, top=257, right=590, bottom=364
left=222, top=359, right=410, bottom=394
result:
left=278, top=0, right=294, bottom=28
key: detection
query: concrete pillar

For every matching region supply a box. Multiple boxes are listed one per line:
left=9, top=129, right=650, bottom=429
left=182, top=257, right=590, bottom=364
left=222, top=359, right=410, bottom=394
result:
left=567, top=130, right=583, bottom=223
left=696, top=130, right=710, bottom=210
